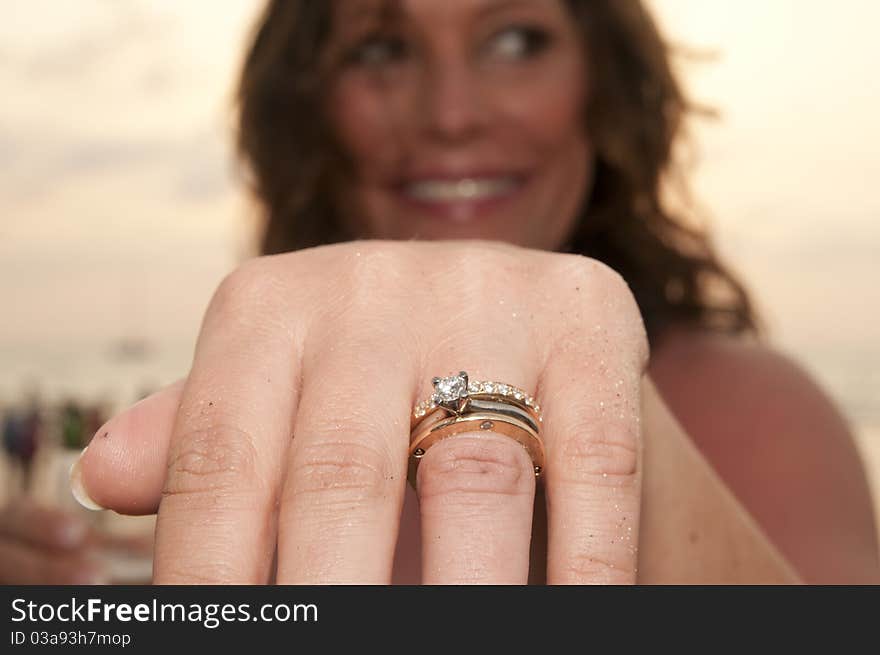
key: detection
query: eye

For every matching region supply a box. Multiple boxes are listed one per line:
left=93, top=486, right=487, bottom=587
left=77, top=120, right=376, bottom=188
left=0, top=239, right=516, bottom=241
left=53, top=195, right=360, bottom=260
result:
left=486, top=26, right=552, bottom=61
left=345, top=34, right=409, bottom=68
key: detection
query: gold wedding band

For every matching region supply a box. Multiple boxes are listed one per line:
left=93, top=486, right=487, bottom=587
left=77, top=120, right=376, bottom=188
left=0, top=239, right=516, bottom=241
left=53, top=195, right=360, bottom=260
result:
left=408, top=371, right=545, bottom=488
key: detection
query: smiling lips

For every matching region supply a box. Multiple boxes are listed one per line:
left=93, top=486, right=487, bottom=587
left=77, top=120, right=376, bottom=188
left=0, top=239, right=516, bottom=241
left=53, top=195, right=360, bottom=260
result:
left=396, top=174, right=525, bottom=223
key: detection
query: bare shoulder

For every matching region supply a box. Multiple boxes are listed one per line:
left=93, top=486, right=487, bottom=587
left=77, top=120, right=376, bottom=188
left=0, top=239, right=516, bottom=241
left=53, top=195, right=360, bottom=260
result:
left=648, top=326, right=880, bottom=583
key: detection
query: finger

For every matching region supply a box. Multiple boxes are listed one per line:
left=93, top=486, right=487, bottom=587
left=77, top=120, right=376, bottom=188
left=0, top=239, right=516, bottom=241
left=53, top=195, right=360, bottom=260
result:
left=0, top=500, right=91, bottom=550
left=72, top=380, right=184, bottom=514
left=0, top=539, right=108, bottom=585
left=154, top=267, right=303, bottom=584
left=415, top=315, right=540, bottom=583
left=417, top=431, right=536, bottom=584
left=541, top=266, right=648, bottom=584
left=276, top=324, right=414, bottom=584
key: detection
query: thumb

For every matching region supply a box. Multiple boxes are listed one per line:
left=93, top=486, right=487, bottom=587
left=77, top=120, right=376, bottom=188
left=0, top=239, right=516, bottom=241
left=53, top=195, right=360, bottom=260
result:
left=70, top=379, right=184, bottom=515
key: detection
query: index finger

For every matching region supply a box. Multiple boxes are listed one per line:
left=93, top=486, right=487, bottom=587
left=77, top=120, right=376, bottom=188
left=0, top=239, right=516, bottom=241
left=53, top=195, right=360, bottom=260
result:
left=153, top=265, right=305, bottom=584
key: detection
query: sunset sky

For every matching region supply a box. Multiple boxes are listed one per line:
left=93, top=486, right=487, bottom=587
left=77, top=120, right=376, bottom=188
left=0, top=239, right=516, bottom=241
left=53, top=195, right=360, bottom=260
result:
left=1, top=0, right=878, bottom=436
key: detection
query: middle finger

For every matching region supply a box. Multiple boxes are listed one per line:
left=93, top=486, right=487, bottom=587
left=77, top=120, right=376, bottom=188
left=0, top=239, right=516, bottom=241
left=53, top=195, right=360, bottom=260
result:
left=415, top=316, right=541, bottom=584
left=276, top=317, right=416, bottom=584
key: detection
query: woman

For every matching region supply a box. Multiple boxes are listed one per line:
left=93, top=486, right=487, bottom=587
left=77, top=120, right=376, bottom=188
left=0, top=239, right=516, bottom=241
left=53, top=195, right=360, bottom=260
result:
left=70, top=0, right=879, bottom=584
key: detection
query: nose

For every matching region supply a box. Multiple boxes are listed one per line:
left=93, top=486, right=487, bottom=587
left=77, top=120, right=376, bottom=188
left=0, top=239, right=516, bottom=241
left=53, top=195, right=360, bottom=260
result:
left=417, top=58, right=488, bottom=144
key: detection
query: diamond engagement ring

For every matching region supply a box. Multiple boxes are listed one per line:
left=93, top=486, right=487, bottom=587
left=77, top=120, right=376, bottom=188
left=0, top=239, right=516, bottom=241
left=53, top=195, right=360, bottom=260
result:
left=408, top=371, right=546, bottom=488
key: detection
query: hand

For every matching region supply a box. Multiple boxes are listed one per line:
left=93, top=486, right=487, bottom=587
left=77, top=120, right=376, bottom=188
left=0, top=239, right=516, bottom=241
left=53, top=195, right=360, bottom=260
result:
left=73, top=240, right=648, bottom=584
left=0, top=499, right=108, bottom=584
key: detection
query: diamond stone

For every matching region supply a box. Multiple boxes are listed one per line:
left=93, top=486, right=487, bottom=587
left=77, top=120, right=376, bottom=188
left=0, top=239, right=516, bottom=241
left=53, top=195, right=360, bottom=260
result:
left=433, top=373, right=468, bottom=403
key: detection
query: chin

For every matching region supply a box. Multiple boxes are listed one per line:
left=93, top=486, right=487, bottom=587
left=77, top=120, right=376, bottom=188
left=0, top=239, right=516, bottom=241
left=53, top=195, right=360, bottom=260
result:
left=396, top=217, right=527, bottom=245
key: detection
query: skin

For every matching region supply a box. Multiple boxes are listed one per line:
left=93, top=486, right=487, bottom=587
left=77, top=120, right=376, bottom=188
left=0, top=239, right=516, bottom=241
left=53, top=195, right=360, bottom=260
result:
left=327, top=0, right=591, bottom=248
left=649, top=328, right=880, bottom=583
left=68, top=0, right=879, bottom=584
left=0, top=500, right=108, bottom=585
left=77, top=242, right=650, bottom=584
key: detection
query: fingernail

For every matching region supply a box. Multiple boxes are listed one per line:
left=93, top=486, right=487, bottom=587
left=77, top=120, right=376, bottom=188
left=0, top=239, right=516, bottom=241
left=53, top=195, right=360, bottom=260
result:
left=69, top=448, right=105, bottom=511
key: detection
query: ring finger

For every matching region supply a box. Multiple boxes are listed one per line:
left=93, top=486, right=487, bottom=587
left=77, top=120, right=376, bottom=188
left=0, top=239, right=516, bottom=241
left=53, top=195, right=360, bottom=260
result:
left=416, top=341, right=540, bottom=583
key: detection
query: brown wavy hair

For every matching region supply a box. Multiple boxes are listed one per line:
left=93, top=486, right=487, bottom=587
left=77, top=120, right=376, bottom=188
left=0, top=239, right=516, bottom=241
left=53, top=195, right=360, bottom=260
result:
left=235, top=0, right=760, bottom=343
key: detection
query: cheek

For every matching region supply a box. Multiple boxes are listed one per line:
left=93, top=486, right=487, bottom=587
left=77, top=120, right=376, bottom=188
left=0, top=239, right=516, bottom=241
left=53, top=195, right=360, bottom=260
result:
left=328, top=79, right=400, bottom=176
left=495, top=70, right=592, bottom=233
left=328, top=77, right=416, bottom=237
left=496, top=61, right=587, bottom=160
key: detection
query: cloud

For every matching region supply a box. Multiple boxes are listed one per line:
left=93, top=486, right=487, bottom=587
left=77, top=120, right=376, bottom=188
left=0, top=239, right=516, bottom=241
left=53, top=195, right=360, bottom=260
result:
left=3, top=1, right=176, bottom=82
left=0, top=132, right=22, bottom=173
left=54, top=139, right=172, bottom=175
left=173, top=150, right=233, bottom=203
left=0, top=125, right=234, bottom=206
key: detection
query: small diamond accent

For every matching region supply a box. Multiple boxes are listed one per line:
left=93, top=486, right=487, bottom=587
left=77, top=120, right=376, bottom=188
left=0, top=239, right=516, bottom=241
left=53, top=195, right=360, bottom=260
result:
left=413, top=375, right=542, bottom=423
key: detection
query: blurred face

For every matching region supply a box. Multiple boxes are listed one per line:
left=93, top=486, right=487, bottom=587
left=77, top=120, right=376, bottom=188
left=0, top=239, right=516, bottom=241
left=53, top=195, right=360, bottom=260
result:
left=326, top=0, right=592, bottom=250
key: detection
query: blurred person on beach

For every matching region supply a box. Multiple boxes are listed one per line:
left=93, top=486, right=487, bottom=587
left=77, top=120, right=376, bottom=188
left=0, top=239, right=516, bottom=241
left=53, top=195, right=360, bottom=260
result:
left=0, top=397, right=102, bottom=584
left=2, top=398, right=42, bottom=494
left=0, top=398, right=150, bottom=584
left=59, top=0, right=880, bottom=584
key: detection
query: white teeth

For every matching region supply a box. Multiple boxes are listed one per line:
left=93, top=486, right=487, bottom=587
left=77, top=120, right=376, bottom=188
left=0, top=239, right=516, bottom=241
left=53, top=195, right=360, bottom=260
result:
left=406, top=177, right=516, bottom=202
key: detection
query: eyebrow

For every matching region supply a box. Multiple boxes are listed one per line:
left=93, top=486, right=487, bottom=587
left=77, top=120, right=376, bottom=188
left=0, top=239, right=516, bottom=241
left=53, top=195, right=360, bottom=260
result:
left=477, top=0, right=538, bottom=17
left=333, top=0, right=544, bottom=44
left=343, top=0, right=539, bottom=24
left=340, top=0, right=402, bottom=25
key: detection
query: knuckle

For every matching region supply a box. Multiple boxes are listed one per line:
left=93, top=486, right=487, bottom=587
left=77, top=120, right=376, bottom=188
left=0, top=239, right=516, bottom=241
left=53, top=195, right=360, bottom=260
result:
left=554, top=421, right=640, bottom=484
left=549, top=254, right=649, bottom=366
left=429, top=244, right=531, bottom=324
left=164, top=424, right=261, bottom=497
left=561, top=551, right=632, bottom=584
left=207, top=258, right=289, bottom=327
left=347, top=243, right=407, bottom=293
left=554, top=252, right=626, bottom=288
left=158, top=559, right=244, bottom=585
left=553, top=254, right=640, bottom=318
left=326, top=243, right=413, bottom=320
left=452, top=242, right=522, bottom=288
left=418, top=435, right=534, bottom=501
left=288, top=438, right=395, bottom=501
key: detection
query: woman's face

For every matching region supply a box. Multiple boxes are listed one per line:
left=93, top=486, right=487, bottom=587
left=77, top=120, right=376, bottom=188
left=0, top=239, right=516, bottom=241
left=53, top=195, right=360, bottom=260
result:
left=326, top=0, right=592, bottom=250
